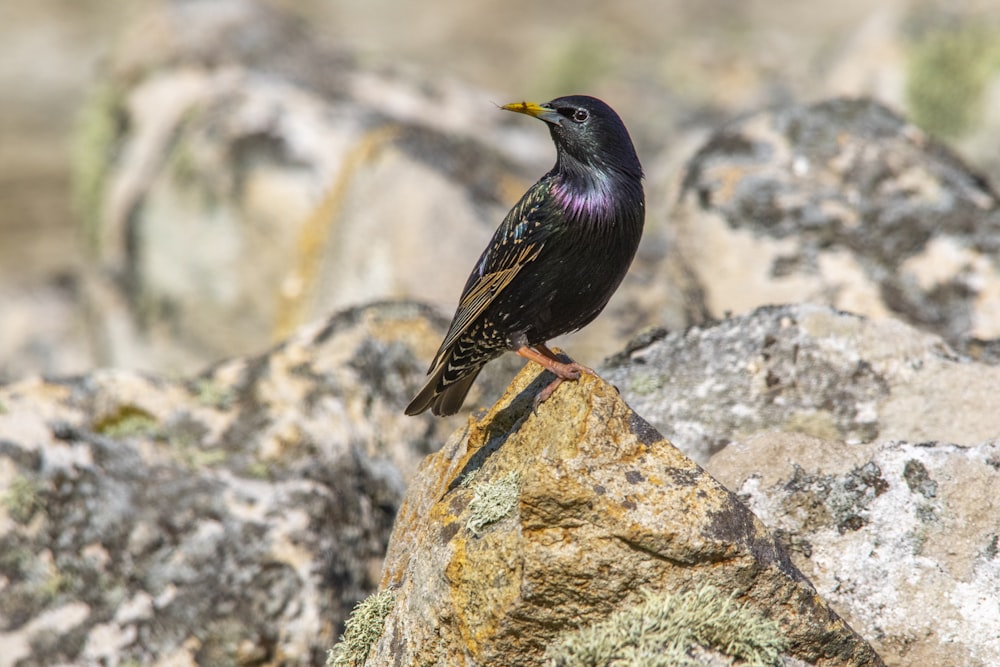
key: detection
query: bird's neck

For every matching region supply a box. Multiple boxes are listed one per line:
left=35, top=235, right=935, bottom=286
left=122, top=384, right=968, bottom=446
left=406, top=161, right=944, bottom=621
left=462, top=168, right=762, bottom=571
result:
left=550, top=157, right=641, bottom=224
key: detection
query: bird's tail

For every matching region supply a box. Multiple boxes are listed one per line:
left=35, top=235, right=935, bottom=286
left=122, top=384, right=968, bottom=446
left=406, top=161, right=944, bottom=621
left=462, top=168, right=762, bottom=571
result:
left=405, top=365, right=484, bottom=417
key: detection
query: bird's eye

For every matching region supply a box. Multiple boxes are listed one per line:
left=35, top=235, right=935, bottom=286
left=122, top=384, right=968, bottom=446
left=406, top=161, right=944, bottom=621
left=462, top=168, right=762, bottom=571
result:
left=572, top=109, right=589, bottom=123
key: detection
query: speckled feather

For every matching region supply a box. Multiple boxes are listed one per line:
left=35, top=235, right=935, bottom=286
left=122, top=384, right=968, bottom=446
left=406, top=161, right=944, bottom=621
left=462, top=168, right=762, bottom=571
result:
left=406, top=95, right=644, bottom=416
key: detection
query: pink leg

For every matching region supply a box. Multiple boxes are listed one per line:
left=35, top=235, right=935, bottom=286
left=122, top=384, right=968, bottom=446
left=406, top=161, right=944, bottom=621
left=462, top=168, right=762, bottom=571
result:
left=514, top=345, right=595, bottom=407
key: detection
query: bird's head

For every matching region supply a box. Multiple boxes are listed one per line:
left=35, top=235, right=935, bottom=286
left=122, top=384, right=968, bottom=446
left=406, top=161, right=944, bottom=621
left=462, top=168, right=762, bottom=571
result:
left=502, top=95, right=641, bottom=181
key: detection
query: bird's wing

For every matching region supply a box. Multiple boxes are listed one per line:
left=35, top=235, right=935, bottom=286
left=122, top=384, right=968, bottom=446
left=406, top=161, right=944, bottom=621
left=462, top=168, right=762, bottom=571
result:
left=431, top=184, right=553, bottom=366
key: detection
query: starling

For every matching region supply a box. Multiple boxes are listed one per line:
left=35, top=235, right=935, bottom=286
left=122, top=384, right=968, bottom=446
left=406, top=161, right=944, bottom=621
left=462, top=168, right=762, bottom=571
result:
left=405, top=95, right=644, bottom=416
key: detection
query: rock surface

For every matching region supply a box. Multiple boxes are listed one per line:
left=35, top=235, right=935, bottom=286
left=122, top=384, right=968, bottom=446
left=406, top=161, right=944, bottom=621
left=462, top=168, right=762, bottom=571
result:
left=667, top=97, right=1000, bottom=343
left=0, top=302, right=447, bottom=666
left=709, top=433, right=1000, bottom=667
left=602, top=303, right=1000, bottom=464
left=366, top=364, right=884, bottom=667
left=1, top=300, right=997, bottom=666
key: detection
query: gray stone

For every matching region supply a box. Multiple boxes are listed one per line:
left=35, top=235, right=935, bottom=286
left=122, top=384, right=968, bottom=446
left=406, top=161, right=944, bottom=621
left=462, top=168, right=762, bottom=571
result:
left=709, top=433, right=1000, bottom=667
left=0, top=302, right=447, bottom=666
left=75, top=0, right=537, bottom=375
left=602, top=303, right=1000, bottom=464
left=666, top=97, right=1000, bottom=343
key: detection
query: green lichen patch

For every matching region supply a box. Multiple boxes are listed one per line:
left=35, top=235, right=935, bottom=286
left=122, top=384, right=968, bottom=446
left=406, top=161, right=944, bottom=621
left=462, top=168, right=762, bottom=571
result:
left=191, top=378, right=236, bottom=410
left=2, top=476, right=43, bottom=524
left=780, top=461, right=890, bottom=535
left=466, top=471, right=521, bottom=536
left=546, top=584, right=788, bottom=667
left=327, top=588, right=397, bottom=667
left=72, top=81, right=127, bottom=253
left=93, top=405, right=161, bottom=440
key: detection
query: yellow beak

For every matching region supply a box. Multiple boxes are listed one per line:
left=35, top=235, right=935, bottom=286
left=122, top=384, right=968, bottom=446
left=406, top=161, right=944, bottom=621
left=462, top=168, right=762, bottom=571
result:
left=502, top=101, right=562, bottom=125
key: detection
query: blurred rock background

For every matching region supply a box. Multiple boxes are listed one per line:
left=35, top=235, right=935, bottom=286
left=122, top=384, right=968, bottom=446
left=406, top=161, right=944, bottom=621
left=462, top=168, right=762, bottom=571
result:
left=3, top=0, right=1000, bottom=381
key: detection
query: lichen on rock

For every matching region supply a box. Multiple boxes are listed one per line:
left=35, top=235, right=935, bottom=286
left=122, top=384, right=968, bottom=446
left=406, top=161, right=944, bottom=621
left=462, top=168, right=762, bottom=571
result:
left=545, top=583, right=788, bottom=667
left=367, top=362, right=884, bottom=667
left=327, top=589, right=397, bottom=667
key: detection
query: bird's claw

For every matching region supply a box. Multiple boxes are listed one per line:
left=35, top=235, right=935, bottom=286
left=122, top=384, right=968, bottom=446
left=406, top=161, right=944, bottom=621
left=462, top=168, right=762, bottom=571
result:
left=532, top=377, right=564, bottom=413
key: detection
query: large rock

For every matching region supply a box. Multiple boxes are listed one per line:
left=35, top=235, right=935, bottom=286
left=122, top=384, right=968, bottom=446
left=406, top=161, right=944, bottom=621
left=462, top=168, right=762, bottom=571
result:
left=599, top=303, right=1000, bottom=665
left=0, top=302, right=447, bottom=666
left=361, top=364, right=883, bottom=667
left=2, top=299, right=997, bottom=666
left=602, top=303, right=1000, bottom=464
left=710, top=433, right=1000, bottom=667
left=667, top=97, right=1000, bottom=343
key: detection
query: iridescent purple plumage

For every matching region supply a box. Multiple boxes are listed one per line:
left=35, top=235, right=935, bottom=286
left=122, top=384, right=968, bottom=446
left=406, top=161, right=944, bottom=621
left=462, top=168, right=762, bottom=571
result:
left=551, top=174, right=616, bottom=222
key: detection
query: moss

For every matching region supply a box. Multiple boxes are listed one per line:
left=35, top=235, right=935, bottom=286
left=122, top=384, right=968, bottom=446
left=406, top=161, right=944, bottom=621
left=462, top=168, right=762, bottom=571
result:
left=906, top=22, right=1000, bottom=139
left=245, top=461, right=271, bottom=479
left=628, top=371, right=664, bottom=397
left=458, top=467, right=480, bottom=488
left=192, top=378, right=236, bottom=410
left=72, top=81, right=127, bottom=254
left=546, top=584, right=788, bottom=667
left=38, top=569, right=68, bottom=600
left=177, top=446, right=228, bottom=468
left=161, top=418, right=228, bottom=468
left=93, top=405, right=160, bottom=440
left=2, top=476, right=42, bottom=524
left=466, top=471, right=521, bottom=536
left=327, top=588, right=397, bottom=667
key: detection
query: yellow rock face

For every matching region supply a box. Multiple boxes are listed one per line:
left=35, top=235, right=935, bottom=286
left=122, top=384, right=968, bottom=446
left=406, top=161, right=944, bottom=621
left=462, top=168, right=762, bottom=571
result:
left=371, top=363, right=884, bottom=667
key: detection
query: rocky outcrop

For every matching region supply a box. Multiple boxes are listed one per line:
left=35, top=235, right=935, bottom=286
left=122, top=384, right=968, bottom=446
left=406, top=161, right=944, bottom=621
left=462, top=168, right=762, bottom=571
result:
left=667, top=97, right=1000, bottom=343
left=6, top=4, right=1000, bottom=664
left=360, top=364, right=884, bottom=667
left=2, top=301, right=998, bottom=666
left=601, top=303, right=1000, bottom=464
left=0, top=302, right=446, bottom=666
left=709, top=433, right=1000, bottom=667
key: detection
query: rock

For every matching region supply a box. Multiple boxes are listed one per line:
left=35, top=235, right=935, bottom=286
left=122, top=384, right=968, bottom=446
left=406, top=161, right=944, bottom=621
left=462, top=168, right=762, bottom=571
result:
left=362, top=363, right=884, bottom=667
left=0, top=301, right=448, bottom=666
left=601, top=303, right=1000, bottom=464
left=709, top=433, right=1000, bottom=667
left=76, top=0, right=539, bottom=374
left=667, top=96, right=1000, bottom=343
left=3, top=297, right=995, bottom=666
left=0, top=277, right=91, bottom=383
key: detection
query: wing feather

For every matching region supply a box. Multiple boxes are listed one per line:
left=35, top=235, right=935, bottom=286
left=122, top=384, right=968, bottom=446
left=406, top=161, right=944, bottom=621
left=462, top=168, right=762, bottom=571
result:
left=427, top=182, right=554, bottom=369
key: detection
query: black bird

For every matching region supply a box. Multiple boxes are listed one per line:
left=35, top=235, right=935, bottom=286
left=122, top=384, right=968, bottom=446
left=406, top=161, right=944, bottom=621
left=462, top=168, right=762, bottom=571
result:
left=405, top=95, right=644, bottom=416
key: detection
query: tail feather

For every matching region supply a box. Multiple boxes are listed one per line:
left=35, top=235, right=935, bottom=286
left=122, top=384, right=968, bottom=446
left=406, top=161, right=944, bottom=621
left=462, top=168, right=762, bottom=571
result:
left=405, top=365, right=484, bottom=416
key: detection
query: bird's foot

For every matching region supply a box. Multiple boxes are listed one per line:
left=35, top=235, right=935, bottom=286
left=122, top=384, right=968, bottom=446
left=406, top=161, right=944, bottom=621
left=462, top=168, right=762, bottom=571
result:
left=544, top=358, right=593, bottom=381
left=515, top=346, right=594, bottom=409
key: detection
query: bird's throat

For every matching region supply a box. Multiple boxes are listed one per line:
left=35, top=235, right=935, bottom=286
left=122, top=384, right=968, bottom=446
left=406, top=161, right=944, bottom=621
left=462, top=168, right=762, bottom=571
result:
left=550, top=170, right=627, bottom=224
